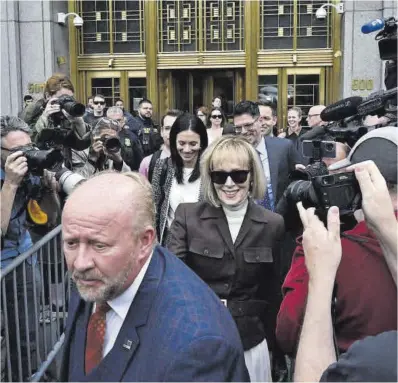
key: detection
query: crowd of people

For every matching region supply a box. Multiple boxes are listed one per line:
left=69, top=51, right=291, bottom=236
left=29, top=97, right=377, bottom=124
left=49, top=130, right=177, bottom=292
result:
left=1, top=72, right=397, bottom=382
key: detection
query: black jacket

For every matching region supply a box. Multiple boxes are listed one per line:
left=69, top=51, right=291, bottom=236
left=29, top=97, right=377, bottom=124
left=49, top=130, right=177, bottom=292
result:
left=168, top=200, right=285, bottom=351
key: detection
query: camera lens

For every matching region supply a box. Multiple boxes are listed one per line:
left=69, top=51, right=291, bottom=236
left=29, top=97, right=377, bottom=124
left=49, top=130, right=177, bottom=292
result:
left=325, top=143, right=334, bottom=151
left=104, top=137, right=121, bottom=153
left=322, top=175, right=335, bottom=186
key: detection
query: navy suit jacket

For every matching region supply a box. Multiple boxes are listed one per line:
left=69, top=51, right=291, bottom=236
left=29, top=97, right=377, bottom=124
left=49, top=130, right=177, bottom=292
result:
left=264, top=136, right=301, bottom=204
left=60, top=246, right=249, bottom=382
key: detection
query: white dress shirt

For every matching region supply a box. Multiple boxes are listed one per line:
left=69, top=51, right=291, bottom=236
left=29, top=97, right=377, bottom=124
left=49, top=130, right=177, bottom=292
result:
left=93, top=252, right=153, bottom=357
left=255, top=136, right=272, bottom=184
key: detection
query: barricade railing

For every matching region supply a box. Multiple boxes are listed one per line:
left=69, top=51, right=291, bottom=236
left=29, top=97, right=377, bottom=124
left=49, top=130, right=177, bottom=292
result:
left=0, top=225, right=70, bottom=382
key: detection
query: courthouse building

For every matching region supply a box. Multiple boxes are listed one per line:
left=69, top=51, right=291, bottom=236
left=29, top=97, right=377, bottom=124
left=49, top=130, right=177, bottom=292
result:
left=1, top=0, right=397, bottom=123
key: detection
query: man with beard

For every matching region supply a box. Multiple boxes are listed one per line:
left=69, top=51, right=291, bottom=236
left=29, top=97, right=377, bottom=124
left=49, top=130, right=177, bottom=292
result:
left=60, top=172, right=249, bottom=382
left=130, top=99, right=162, bottom=156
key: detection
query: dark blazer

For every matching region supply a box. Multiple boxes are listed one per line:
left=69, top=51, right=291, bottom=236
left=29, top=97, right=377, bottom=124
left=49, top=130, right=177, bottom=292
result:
left=263, top=136, right=301, bottom=204
left=168, top=200, right=285, bottom=351
left=60, top=246, right=249, bottom=382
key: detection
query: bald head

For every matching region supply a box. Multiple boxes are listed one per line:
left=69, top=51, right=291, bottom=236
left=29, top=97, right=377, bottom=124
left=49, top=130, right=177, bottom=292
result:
left=62, top=172, right=156, bottom=303
left=63, top=172, right=155, bottom=232
left=307, top=105, right=326, bottom=128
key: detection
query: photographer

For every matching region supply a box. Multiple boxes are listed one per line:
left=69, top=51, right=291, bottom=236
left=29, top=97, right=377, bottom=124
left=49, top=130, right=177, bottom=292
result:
left=0, top=116, right=60, bottom=380
left=71, top=117, right=131, bottom=177
left=21, top=74, right=91, bottom=167
left=294, top=200, right=397, bottom=382
left=106, top=106, right=144, bottom=171
left=276, top=127, right=397, bottom=359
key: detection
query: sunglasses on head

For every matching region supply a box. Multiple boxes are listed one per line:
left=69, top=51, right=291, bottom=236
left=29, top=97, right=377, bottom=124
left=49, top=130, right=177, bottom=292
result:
left=211, top=114, right=222, bottom=119
left=210, top=170, right=250, bottom=184
left=94, top=101, right=105, bottom=105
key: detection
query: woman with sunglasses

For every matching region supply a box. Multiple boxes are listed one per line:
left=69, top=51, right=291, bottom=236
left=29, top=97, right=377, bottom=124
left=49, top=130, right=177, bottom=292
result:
left=151, top=112, right=208, bottom=246
left=207, top=107, right=226, bottom=144
left=168, top=135, right=285, bottom=382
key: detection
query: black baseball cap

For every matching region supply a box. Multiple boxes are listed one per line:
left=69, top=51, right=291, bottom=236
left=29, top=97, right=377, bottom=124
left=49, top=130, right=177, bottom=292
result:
left=328, top=126, right=398, bottom=183
left=320, top=331, right=397, bottom=382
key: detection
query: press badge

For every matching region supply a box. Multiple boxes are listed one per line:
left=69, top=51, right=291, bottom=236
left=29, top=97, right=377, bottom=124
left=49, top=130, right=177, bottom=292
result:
left=124, top=138, right=131, bottom=147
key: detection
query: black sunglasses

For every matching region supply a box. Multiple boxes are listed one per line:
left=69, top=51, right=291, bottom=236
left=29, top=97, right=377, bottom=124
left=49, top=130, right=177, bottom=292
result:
left=210, top=170, right=250, bottom=184
left=211, top=115, right=222, bottom=119
left=93, top=101, right=105, bottom=105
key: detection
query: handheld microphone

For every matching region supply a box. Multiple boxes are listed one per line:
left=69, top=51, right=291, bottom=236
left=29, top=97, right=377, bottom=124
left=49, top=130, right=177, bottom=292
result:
left=320, top=97, right=363, bottom=122
left=361, top=18, right=385, bottom=34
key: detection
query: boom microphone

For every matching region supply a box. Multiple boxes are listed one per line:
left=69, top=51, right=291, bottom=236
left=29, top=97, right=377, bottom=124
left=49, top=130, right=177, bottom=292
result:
left=320, top=97, right=363, bottom=122
left=361, top=18, right=385, bottom=34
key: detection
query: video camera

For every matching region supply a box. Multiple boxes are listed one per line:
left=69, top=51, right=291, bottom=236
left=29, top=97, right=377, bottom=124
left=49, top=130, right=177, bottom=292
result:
left=276, top=16, right=397, bottom=228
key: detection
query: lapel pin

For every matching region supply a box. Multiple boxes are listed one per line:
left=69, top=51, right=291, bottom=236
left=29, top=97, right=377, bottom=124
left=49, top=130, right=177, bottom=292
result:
left=123, top=339, right=133, bottom=350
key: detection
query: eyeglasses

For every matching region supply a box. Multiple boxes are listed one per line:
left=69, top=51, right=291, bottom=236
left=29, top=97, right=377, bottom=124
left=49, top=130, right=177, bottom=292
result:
left=233, top=117, right=259, bottom=134
left=93, top=101, right=105, bottom=105
left=210, top=170, right=250, bottom=184
left=211, top=115, right=222, bottom=119
left=307, top=114, right=320, bottom=118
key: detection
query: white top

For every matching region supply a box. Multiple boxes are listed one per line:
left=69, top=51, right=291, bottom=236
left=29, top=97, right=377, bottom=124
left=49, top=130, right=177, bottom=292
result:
left=96, top=252, right=153, bottom=357
left=167, top=168, right=201, bottom=228
left=222, top=199, right=248, bottom=243
left=256, top=136, right=271, bottom=184
left=207, top=128, right=223, bottom=144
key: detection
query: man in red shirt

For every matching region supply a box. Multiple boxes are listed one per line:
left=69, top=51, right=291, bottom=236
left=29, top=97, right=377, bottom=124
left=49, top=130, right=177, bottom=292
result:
left=276, top=127, right=398, bottom=356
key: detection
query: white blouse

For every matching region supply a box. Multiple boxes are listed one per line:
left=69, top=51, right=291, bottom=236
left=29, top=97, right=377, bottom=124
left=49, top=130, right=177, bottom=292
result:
left=222, top=199, right=248, bottom=243
left=167, top=168, right=201, bottom=228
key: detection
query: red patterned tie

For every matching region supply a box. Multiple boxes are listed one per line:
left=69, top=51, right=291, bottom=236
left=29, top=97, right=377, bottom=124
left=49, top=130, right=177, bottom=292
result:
left=85, top=302, right=111, bottom=374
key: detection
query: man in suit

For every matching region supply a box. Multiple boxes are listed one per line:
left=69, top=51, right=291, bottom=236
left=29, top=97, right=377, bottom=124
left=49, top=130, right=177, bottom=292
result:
left=60, top=171, right=249, bottom=382
left=233, top=101, right=301, bottom=210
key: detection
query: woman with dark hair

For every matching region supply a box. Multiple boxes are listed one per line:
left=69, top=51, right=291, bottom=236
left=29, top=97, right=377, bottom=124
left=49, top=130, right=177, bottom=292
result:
left=207, top=107, right=226, bottom=144
left=151, top=112, right=208, bottom=246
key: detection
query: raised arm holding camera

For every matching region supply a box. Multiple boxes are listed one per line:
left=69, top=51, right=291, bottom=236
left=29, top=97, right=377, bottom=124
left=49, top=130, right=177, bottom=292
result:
left=0, top=116, right=60, bottom=381
left=276, top=127, right=397, bottom=359
left=21, top=74, right=91, bottom=172
left=71, top=117, right=131, bottom=178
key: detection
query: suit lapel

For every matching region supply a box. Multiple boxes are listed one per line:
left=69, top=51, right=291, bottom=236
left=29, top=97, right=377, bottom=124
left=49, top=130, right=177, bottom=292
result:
left=94, top=249, right=163, bottom=382
left=200, top=205, right=235, bottom=256
left=265, top=137, right=279, bottom=198
left=234, top=201, right=268, bottom=249
left=59, top=289, right=86, bottom=381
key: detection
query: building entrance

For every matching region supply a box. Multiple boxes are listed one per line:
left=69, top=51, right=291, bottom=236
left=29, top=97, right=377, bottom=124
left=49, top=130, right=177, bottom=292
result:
left=170, top=69, right=242, bottom=118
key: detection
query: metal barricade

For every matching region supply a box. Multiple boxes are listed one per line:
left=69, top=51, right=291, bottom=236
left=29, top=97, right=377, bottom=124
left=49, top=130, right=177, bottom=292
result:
left=0, top=225, right=71, bottom=382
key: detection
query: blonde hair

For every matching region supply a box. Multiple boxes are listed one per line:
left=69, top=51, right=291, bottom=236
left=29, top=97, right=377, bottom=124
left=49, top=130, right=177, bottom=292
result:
left=200, top=136, right=266, bottom=207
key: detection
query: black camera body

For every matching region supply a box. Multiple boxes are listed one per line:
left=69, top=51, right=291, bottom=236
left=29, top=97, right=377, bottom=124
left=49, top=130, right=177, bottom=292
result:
left=100, top=136, right=121, bottom=153
left=375, top=17, right=397, bottom=61
left=50, top=95, right=85, bottom=121
left=302, top=140, right=336, bottom=159
left=312, top=172, right=361, bottom=215
left=18, top=146, right=63, bottom=176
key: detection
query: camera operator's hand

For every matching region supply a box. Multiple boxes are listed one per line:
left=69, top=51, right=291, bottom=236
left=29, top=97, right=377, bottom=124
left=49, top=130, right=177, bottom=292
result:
left=347, top=160, right=396, bottom=232
left=297, top=202, right=342, bottom=282
left=295, top=164, right=306, bottom=172
left=103, top=147, right=123, bottom=165
left=42, top=97, right=61, bottom=118
left=42, top=169, right=59, bottom=193
left=88, top=140, right=104, bottom=163
left=4, top=151, right=28, bottom=186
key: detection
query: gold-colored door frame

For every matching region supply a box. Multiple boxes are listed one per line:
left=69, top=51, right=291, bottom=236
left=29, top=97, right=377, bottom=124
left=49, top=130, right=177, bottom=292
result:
left=258, top=67, right=326, bottom=127
left=85, top=71, right=124, bottom=106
